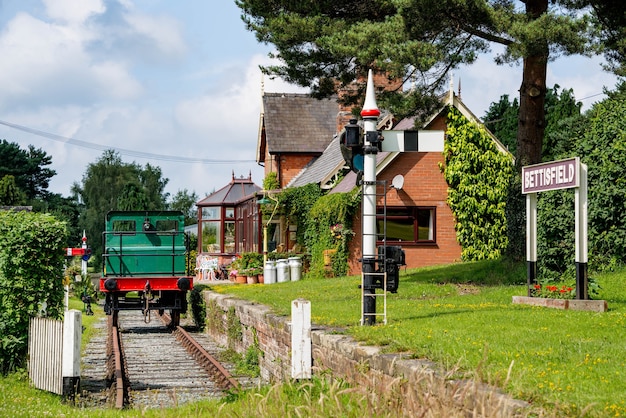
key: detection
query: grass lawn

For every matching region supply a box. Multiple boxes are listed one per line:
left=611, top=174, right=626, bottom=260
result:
left=211, top=258, right=626, bottom=417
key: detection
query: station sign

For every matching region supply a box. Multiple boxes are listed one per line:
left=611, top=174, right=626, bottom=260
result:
left=522, top=157, right=580, bottom=194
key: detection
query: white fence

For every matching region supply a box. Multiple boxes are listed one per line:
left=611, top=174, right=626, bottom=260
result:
left=28, top=317, right=64, bottom=395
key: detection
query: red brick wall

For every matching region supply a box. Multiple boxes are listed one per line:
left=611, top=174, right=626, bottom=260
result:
left=346, top=151, right=461, bottom=275
left=264, top=153, right=315, bottom=189
left=277, top=154, right=315, bottom=188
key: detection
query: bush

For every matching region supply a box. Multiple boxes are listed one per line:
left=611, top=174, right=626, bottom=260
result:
left=188, top=284, right=208, bottom=330
left=536, top=85, right=626, bottom=277
left=0, top=210, right=67, bottom=374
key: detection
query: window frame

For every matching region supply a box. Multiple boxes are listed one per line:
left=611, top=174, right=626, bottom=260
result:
left=376, top=206, right=436, bottom=245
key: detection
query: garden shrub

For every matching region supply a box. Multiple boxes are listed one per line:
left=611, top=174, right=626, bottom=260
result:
left=0, top=210, right=67, bottom=374
left=535, top=85, right=626, bottom=278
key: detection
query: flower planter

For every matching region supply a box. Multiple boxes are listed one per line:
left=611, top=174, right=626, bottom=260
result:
left=512, top=296, right=607, bottom=312
left=246, top=275, right=258, bottom=284
left=235, top=275, right=247, bottom=284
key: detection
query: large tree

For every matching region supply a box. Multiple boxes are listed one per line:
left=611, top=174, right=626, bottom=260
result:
left=589, top=0, right=626, bottom=76
left=0, top=140, right=55, bottom=200
left=484, top=84, right=584, bottom=159
left=74, top=150, right=169, bottom=265
left=236, top=0, right=614, bottom=167
left=169, top=189, right=199, bottom=226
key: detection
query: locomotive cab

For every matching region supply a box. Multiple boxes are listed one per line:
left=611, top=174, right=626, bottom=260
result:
left=100, top=211, right=193, bottom=326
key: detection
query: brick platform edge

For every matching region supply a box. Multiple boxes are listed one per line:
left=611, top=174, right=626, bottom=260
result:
left=512, top=296, right=608, bottom=312
left=204, top=291, right=529, bottom=416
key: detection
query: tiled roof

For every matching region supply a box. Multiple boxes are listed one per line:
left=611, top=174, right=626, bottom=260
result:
left=196, top=173, right=261, bottom=206
left=263, top=93, right=339, bottom=154
left=287, top=135, right=345, bottom=188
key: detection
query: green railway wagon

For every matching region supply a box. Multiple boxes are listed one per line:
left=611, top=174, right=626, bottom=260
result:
left=100, top=211, right=193, bottom=326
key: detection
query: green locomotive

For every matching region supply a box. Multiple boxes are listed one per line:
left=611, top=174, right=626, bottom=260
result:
left=99, top=211, right=193, bottom=326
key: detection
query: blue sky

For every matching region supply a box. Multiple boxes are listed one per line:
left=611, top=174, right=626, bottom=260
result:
left=0, top=0, right=619, bottom=201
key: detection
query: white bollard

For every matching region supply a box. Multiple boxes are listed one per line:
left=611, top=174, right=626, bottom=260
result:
left=291, top=298, right=311, bottom=379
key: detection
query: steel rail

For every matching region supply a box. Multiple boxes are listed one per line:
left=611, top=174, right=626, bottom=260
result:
left=109, top=314, right=126, bottom=409
left=160, top=313, right=240, bottom=391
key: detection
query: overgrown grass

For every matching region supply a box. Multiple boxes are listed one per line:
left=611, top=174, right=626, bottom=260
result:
left=5, top=262, right=626, bottom=417
left=212, top=258, right=626, bottom=417
left=0, top=367, right=517, bottom=417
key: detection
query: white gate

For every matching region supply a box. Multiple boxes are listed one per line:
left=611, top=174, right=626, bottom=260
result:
left=28, top=317, right=64, bottom=395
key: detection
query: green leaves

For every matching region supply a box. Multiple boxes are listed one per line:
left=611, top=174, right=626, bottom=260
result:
left=443, top=107, right=513, bottom=261
left=0, top=210, right=67, bottom=373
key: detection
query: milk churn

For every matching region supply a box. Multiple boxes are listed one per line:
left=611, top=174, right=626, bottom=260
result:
left=276, top=259, right=290, bottom=283
left=264, top=260, right=276, bottom=284
left=288, top=256, right=302, bottom=281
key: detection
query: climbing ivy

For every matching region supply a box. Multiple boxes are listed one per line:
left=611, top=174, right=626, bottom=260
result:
left=304, top=190, right=361, bottom=277
left=442, top=106, right=513, bottom=261
left=277, top=183, right=323, bottom=245
left=262, top=171, right=280, bottom=191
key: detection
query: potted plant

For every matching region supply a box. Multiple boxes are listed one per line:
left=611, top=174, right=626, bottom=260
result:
left=234, top=252, right=263, bottom=284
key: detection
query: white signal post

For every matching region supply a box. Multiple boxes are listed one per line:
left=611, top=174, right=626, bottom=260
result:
left=81, top=231, right=87, bottom=276
left=361, top=70, right=380, bottom=325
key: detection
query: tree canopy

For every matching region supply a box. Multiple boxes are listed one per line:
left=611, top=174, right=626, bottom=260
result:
left=73, top=150, right=169, bottom=265
left=0, top=139, right=55, bottom=202
left=237, top=0, right=621, bottom=167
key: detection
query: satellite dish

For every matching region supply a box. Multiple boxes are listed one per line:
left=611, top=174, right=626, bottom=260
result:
left=392, top=174, right=404, bottom=190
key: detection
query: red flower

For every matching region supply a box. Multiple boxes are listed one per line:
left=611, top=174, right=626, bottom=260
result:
left=534, top=284, right=541, bottom=290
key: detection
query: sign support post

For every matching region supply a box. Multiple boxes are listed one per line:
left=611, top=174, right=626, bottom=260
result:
left=522, top=157, right=588, bottom=299
left=575, top=163, right=588, bottom=299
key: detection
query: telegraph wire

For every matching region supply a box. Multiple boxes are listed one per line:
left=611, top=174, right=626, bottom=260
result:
left=0, top=119, right=256, bottom=165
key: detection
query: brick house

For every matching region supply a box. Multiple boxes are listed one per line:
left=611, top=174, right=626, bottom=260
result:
left=257, top=83, right=509, bottom=275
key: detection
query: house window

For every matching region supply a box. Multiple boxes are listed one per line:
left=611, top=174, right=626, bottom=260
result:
left=377, top=207, right=435, bottom=243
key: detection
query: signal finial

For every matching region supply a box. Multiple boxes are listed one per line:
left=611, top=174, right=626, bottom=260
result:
left=360, top=69, right=380, bottom=118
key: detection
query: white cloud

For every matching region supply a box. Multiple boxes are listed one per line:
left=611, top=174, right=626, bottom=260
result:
left=43, top=0, right=104, bottom=24
left=124, top=13, right=186, bottom=58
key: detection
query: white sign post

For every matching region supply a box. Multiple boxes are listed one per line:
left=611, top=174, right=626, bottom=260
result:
left=522, top=157, right=588, bottom=299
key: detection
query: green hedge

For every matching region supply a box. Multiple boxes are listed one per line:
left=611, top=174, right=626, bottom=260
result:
left=0, top=210, right=67, bottom=374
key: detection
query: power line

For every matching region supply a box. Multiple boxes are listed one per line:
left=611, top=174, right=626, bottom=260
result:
left=0, top=119, right=256, bottom=165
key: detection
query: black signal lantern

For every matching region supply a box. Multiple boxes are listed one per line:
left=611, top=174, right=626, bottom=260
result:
left=343, top=118, right=361, bottom=148
left=340, top=118, right=365, bottom=174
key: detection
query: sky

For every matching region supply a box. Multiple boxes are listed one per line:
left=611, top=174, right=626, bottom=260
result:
left=0, top=0, right=620, bottom=201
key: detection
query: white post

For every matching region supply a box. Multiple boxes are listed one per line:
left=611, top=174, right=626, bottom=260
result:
left=81, top=231, right=87, bottom=276
left=575, top=163, right=588, bottom=299
left=62, top=309, right=82, bottom=400
left=361, top=69, right=380, bottom=325
left=291, top=298, right=311, bottom=379
left=526, top=193, right=538, bottom=295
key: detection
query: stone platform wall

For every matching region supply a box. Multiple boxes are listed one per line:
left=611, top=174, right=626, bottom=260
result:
left=203, top=291, right=528, bottom=416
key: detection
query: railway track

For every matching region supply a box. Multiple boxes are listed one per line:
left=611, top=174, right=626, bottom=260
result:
left=80, top=309, right=257, bottom=409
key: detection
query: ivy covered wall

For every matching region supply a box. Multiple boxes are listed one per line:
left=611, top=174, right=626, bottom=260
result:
left=442, top=107, right=514, bottom=261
